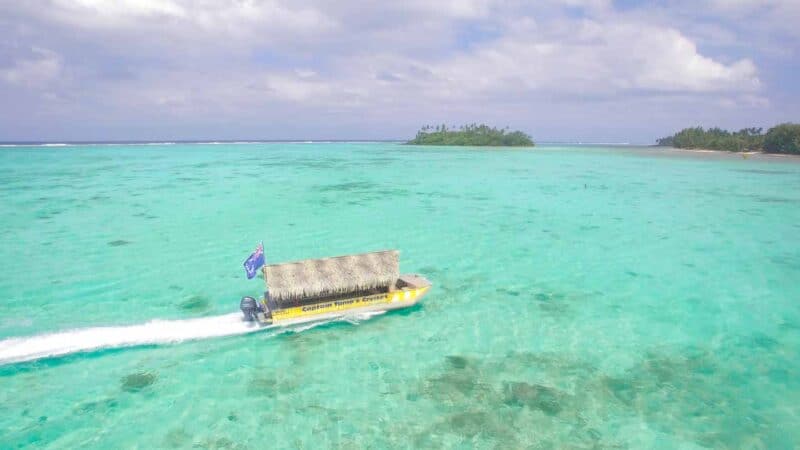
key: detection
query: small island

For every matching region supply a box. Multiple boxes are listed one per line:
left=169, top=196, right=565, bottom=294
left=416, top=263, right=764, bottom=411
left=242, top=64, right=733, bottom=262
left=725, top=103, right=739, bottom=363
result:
left=657, top=122, right=800, bottom=154
left=407, top=124, right=535, bottom=147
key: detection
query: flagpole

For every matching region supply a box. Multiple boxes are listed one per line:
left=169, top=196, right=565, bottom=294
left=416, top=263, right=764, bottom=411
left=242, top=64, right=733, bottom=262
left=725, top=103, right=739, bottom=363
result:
left=260, top=241, right=270, bottom=312
left=260, top=241, right=267, bottom=283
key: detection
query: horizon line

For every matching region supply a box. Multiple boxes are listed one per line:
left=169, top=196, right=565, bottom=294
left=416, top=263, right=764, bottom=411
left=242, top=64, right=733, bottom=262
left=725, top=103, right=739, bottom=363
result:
left=0, top=139, right=653, bottom=146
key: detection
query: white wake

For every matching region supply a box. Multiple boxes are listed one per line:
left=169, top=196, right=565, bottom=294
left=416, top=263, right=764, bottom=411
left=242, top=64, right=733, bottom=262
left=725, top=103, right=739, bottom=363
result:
left=0, top=313, right=263, bottom=365
left=0, top=310, right=386, bottom=365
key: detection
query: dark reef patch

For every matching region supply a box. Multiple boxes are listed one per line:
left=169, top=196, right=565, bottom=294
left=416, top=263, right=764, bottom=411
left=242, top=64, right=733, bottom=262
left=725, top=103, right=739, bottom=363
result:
left=372, top=188, right=411, bottom=197
left=107, top=239, right=131, bottom=247
left=732, top=168, right=796, bottom=175
left=534, top=291, right=565, bottom=302
left=415, top=190, right=462, bottom=200
left=495, top=287, right=520, bottom=297
left=317, top=181, right=377, bottom=192
left=532, top=291, right=573, bottom=315
left=297, top=159, right=344, bottom=170
left=445, top=355, right=471, bottom=370
left=444, top=410, right=494, bottom=438
left=248, top=375, right=300, bottom=398
left=770, top=253, right=800, bottom=268
left=132, top=211, right=158, bottom=220
left=401, top=341, right=784, bottom=448
left=264, top=158, right=344, bottom=170
left=194, top=436, right=249, bottom=450
left=74, top=397, right=119, bottom=415
left=121, top=371, right=157, bottom=392
left=418, top=266, right=441, bottom=275
left=179, top=295, right=211, bottom=312
left=247, top=376, right=278, bottom=397
left=413, top=408, right=520, bottom=448
left=779, top=319, right=800, bottom=332
left=752, top=195, right=798, bottom=204
left=362, top=156, right=400, bottom=165
left=162, top=428, right=192, bottom=448
left=748, top=332, right=780, bottom=350
left=502, top=381, right=565, bottom=415
left=176, top=176, right=202, bottom=182
left=35, top=208, right=63, bottom=220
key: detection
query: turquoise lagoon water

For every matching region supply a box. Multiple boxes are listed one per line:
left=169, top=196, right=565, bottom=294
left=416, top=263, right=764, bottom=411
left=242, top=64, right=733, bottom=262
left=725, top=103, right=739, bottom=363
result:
left=1, top=142, right=799, bottom=448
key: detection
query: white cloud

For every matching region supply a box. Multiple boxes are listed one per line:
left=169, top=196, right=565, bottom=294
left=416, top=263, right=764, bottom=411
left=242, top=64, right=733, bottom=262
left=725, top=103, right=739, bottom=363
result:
left=53, top=0, right=187, bottom=20
left=708, top=0, right=799, bottom=15
left=0, top=48, right=62, bottom=88
left=704, top=0, right=800, bottom=38
left=0, top=0, right=792, bottom=141
left=625, top=27, right=759, bottom=92
left=404, top=0, right=496, bottom=19
left=264, top=74, right=334, bottom=102
left=29, top=0, right=336, bottom=38
left=11, top=11, right=761, bottom=117
left=339, top=19, right=761, bottom=106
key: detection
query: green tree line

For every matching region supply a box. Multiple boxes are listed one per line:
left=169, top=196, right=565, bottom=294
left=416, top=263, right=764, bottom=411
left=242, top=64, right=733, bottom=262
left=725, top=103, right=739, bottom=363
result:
left=407, top=124, right=535, bottom=147
left=657, top=123, right=800, bottom=154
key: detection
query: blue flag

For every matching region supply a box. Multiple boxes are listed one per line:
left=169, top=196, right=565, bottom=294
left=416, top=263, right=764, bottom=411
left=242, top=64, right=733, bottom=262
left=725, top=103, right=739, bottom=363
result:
left=243, top=242, right=265, bottom=279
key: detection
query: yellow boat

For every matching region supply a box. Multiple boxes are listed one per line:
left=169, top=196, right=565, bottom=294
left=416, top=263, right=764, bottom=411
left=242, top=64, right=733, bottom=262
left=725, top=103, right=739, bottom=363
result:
left=239, top=250, right=431, bottom=326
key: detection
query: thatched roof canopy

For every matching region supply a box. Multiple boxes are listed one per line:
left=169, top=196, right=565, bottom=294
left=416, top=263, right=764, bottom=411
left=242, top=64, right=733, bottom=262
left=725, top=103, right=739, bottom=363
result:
left=264, top=250, right=399, bottom=303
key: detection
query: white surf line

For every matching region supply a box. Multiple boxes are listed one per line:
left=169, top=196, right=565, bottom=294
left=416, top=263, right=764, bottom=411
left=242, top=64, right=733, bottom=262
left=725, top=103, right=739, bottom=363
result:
left=0, top=310, right=387, bottom=365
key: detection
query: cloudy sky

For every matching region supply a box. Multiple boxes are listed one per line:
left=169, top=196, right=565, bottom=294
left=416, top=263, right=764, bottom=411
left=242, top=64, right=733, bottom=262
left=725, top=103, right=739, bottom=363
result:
left=0, top=0, right=798, bottom=142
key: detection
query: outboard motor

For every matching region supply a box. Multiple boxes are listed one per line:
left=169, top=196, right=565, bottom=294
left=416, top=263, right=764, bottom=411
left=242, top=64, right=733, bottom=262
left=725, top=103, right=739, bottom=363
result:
left=240, top=296, right=258, bottom=322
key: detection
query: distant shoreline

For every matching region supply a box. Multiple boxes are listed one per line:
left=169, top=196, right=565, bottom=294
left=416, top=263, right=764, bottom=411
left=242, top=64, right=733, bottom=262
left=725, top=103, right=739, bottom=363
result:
left=651, top=146, right=800, bottom=160
left=656, top=123, right=800, bottom=155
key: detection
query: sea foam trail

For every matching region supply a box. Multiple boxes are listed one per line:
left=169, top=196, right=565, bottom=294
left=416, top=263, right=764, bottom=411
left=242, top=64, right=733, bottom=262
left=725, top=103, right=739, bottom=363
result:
left=0, top=310, right=386, bottom=365
left=0, top=313, right=263, bottom=365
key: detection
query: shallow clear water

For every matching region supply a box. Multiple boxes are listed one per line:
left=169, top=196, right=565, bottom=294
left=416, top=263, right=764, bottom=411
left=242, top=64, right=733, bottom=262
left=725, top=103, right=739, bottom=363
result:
left=1, top=143, right=799, bottom=449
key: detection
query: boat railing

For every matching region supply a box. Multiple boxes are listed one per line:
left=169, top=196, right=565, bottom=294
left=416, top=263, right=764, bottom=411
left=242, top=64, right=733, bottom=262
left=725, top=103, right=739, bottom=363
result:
left=275, top=285, right=392, bottom=309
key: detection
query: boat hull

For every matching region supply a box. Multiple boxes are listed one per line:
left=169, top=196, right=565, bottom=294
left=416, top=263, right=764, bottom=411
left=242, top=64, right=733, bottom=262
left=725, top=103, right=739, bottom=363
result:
left=259, top=285, right=430, bottom=326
